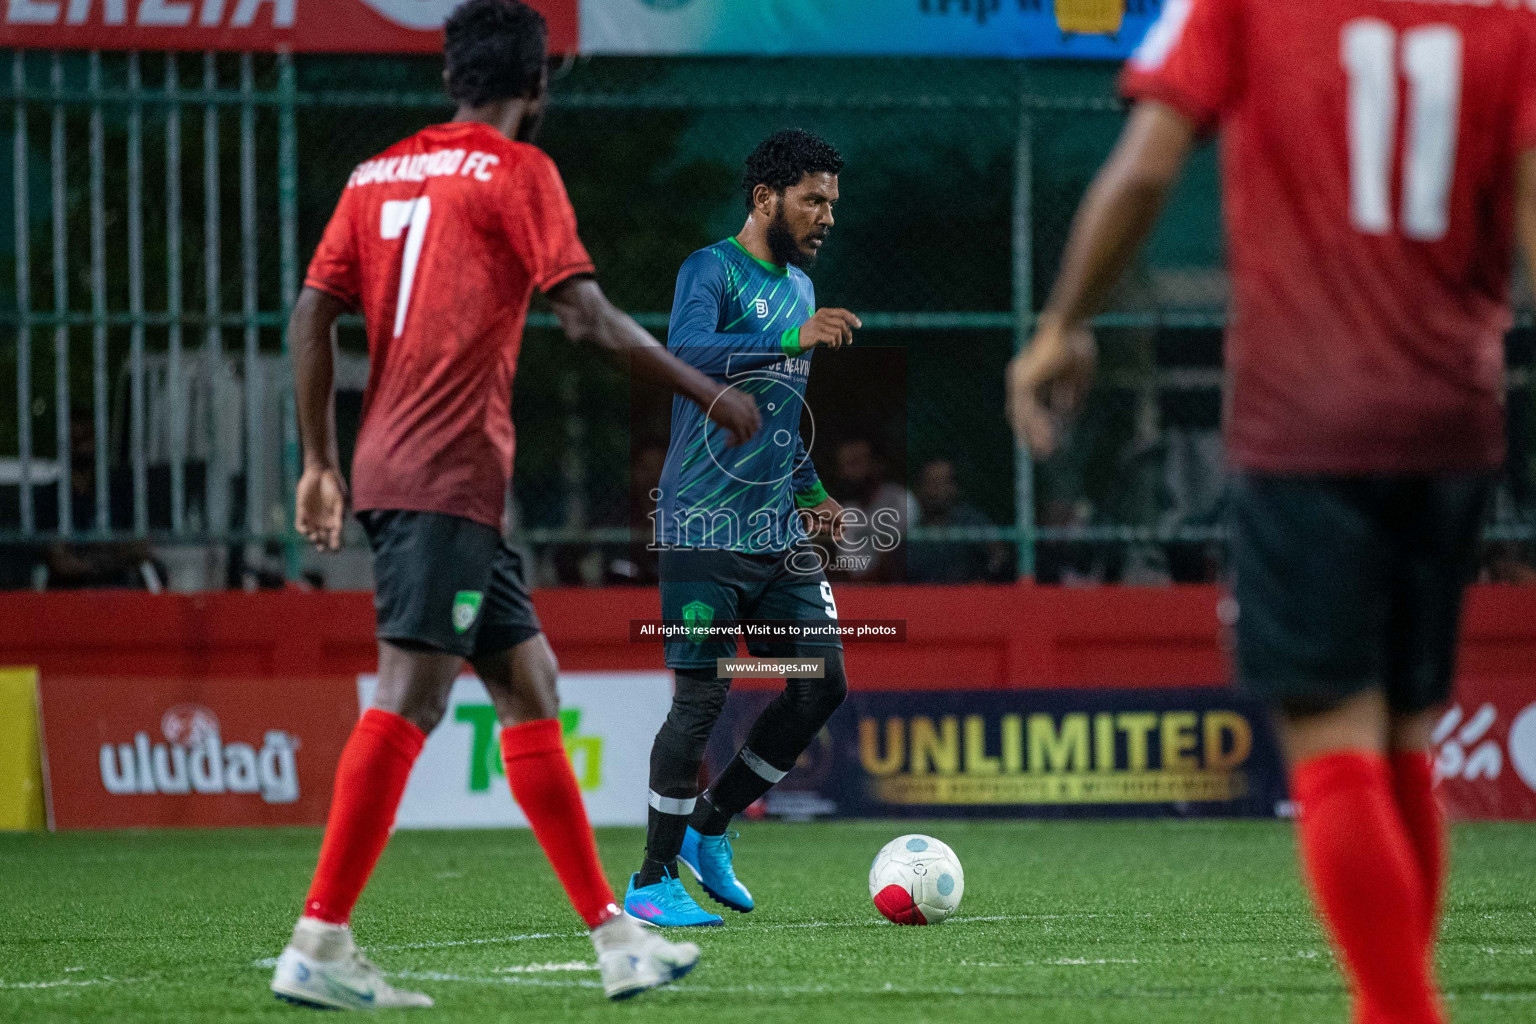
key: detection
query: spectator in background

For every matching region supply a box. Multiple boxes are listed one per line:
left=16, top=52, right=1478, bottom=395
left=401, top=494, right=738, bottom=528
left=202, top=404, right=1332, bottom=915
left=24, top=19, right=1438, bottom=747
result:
left=831, top=437, right=914, bottom=582
left=553, top=442, right=668, bottom=586
left=610, top=442, right=667, bottom=584
left=6, top=414, right=163, bottom=591
left=908, top=458, right=1007, bottom=583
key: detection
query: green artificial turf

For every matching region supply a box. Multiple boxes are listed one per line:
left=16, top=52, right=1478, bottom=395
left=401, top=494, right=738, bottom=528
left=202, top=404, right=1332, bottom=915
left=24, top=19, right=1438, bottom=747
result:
left=1, top=820, right=1533, bottom=1023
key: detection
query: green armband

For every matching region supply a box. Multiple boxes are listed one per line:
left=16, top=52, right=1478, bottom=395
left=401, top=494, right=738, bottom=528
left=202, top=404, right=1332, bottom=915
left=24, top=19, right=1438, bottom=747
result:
left=780, top=327, right=802, bottom=358
left=794, top=481, right=830, bottom=509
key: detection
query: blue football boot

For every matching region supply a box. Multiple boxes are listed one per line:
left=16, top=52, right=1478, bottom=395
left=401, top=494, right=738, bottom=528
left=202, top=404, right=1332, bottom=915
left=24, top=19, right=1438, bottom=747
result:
left=678, top=828, right=754, bottom=913
left=624, top=868, right=724, bottom=927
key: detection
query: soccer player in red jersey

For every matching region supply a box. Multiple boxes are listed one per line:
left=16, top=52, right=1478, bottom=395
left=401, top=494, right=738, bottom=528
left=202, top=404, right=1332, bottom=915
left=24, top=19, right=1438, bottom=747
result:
left=267, top=0, right=760, bottom=1009
left=1008, top=2, right=1536, bottom=1022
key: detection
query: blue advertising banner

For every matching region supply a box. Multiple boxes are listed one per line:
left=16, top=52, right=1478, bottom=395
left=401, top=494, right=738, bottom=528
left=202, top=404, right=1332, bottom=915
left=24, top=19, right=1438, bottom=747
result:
left=706, top=687, right=1289, bottom=820
left=581, top=0, right=1166, bottom=59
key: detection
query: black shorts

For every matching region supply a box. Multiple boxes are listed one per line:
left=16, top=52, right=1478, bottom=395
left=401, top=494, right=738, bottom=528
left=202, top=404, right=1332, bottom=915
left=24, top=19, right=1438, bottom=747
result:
left=1228, top=473, right=1491, bottom=717
left=359, top=509, right=542, bottom=660
left=659, top=545, right=843, bottom=671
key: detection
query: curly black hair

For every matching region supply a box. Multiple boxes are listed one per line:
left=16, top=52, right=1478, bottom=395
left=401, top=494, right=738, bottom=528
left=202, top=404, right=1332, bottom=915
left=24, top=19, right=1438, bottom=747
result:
left=444, top=0, right=548, bottom=108
left=742, top=129, right=844, bottom=210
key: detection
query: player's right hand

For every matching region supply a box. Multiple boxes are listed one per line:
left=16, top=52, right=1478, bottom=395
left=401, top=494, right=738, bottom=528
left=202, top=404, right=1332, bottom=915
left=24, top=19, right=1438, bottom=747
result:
left=708, top=385, right=763, bottom=447
left=295, top=465, right=347, bottom=552
left=1007, top=320, right=1097, bottom=458
left=797, top=308, right=861, bottom=351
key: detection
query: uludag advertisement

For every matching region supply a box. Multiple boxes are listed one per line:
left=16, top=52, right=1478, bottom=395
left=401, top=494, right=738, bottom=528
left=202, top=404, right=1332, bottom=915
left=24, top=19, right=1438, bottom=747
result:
left=37, top=675, right=358, bottom=829
left=0, top=0, right=1155, bottom=57
left=1431, top=678, right=1536, bottom=822
left=708, top=687, right=1290, bottom=820
left=357, top=670, right=670, bottom=828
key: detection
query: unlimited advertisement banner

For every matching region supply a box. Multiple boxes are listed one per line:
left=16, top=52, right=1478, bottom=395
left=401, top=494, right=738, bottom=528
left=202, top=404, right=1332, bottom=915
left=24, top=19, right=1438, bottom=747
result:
left=580, top=0, right=1164, bottom=59
left=37, top=675, right=358, bottom=829
left=0, top=0, right=578, bottom=54
left=356, top=671, right=669, bottom=829
left=1432, top=679, right=1536, bottom=821
left=707, top=687, right=1289, bottom=820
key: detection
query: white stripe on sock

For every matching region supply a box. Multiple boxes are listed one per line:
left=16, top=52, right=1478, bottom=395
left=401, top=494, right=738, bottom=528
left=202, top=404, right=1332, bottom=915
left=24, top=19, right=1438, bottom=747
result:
left=740, top=746, right=788, bottom=783
left=648, top=791, right=697, bottom=816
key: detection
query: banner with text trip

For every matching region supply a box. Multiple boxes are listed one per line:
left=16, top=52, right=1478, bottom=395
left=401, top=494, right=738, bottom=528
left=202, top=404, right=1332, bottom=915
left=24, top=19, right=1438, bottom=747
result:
left=581, top=0, right=1164, bottom=59
left=357, top=671, right=670, bottom=829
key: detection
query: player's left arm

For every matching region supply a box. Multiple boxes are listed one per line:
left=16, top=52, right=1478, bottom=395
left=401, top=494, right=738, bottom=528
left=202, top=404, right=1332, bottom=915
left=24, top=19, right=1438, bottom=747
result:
left=1519, top=19, right=1536, bottom=319
left=290, top=286, right=351, bottom=551
left=1518, top=149, right=1536, bottom=304
left=548, top=275, right=762, bottom=446
left=791, top=432, right=845, bottom=543
left=1007, top=101, right=1197, bottom=456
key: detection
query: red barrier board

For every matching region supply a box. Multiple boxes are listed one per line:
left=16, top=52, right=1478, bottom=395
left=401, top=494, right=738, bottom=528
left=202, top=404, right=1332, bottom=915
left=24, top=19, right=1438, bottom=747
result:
left=37, top=675, right=357, bottom=829
left=1433, top=678, right=1536, bottom=822
left=0, top=0, right=578, bottom=54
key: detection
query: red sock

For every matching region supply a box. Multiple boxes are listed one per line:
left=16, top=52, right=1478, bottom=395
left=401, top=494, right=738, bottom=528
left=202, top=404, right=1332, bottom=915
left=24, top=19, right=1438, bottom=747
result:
left=303, top=708, right=425, bottom=925
left=500, top=719, right=619, bottom=928
left=1292, top=752, right=1443, bottom=1024
left=1390, top=750, right=1446, bottom=950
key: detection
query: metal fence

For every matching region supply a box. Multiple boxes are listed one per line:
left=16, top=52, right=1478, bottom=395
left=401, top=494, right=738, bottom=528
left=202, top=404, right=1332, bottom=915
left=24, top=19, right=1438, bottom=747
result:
left=2, top=51, right=1533, bottom=589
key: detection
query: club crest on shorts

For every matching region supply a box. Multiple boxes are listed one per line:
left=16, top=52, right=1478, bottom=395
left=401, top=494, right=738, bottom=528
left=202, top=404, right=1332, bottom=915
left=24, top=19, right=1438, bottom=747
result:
left=681, top=599, right=714, bottom=644
left=452, top=591, right=484, bottom=634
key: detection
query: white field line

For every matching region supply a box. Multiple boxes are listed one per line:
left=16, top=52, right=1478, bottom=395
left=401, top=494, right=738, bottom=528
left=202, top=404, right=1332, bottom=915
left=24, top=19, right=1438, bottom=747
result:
left=376, top=973, right=1536, bottom=1001
left=10, top=961, right=1535, bottom=1004
left=492, top=961, right=594, bottom=974
left=245, top=912, right=1146, bottom=966
left=392, top=970, right=603, bottom=991
left=375, top=931, right=561, bottom=951
left=248, top=930, right=1533, bottom=971
left=0, top=976, right=150, bottom=991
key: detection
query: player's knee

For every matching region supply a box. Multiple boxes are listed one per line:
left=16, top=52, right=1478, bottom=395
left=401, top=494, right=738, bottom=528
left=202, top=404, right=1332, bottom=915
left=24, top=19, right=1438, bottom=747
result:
left=664, top=669, right=731, bottom=747
left=663, top=666, right=728, bottom=746
left=790, top=651, right=847, bottom=724
left=391, top=679, right=453, bottom=733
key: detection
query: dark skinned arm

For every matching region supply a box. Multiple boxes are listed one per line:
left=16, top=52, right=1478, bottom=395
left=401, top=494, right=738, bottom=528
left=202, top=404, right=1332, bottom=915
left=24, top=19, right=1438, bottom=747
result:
left=546, top=275, right=761, bottom=445
left=290, top=286, right=350, bottom=550
left=1007, top=101, right=1198, bottom=456
left=1518, top=150, right=1536, bottom=308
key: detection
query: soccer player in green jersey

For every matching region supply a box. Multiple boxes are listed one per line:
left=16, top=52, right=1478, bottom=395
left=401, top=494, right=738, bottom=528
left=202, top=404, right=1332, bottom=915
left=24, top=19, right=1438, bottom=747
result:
left=625, top=130, right=861, bottom=926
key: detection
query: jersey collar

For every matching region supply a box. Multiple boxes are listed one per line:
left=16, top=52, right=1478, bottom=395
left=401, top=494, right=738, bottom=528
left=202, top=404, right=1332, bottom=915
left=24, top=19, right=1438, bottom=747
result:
left=728, top=235, right=789, bottom=277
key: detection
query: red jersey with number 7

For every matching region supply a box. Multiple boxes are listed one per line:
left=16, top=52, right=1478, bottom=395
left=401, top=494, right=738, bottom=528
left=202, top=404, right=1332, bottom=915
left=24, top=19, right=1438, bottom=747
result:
left=305, top=121, right=594, bottom=529
left=1121, top=0, right=1536, bottom=474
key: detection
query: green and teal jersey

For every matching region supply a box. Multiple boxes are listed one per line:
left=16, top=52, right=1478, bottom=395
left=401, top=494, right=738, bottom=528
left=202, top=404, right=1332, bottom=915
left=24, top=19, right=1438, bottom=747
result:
left=656, top=237, right=827, bottom=552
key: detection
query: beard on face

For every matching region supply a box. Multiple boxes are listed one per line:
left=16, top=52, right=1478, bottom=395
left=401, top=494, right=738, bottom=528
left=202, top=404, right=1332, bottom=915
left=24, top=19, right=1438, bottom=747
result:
left=766, top=202, right=823, bottom=269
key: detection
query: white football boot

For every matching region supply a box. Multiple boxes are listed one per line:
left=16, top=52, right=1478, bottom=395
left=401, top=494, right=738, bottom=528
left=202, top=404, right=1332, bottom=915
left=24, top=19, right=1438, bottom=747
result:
left=590, top=910, right=701, bottom=1001
left=270, top=917, right=434, bottom=1010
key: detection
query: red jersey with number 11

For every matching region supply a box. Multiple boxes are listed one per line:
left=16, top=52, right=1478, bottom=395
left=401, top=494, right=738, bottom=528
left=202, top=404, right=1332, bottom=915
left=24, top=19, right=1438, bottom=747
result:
left=1122, top=0, right=1536, bottom=474
left=305, top=121, right=594, bottom=529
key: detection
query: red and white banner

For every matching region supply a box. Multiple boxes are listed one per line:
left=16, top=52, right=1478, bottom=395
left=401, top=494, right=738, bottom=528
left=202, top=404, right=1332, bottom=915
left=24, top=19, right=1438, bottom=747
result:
left=1433, top=678, right=1536, bottom=821
left=38, top=675, right=357, bottom=829
left=0, top=0, right=577, bottom=54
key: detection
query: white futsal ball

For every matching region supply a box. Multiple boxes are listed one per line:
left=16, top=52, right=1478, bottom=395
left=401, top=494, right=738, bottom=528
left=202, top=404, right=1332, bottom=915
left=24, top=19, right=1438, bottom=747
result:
left=868, top=834, right=964, bottom=925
